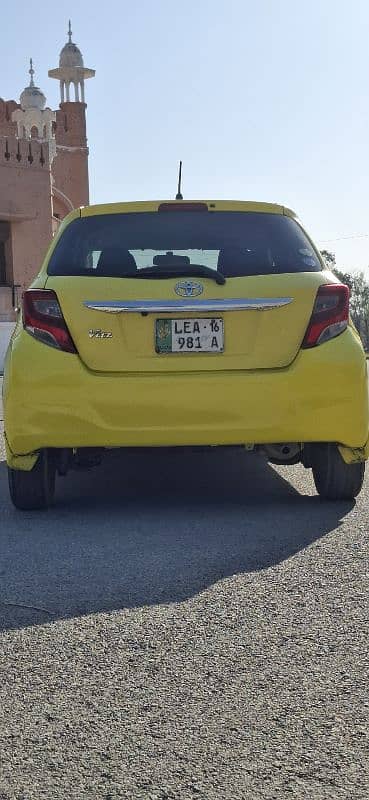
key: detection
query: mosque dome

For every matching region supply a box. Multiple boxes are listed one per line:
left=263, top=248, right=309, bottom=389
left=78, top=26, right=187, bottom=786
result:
left=59, top=22, right=84, bottom=68
left=59, top=42, right=84, bottom=68
left=20, top=60, right=46, bottom=111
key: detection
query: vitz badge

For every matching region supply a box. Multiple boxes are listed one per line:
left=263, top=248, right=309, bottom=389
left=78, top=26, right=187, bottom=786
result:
left=89, top=329, right=113, bottom=339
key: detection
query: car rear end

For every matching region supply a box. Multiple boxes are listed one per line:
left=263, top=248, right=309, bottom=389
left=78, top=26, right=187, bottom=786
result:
left=3, top=200, right=368, bottom=507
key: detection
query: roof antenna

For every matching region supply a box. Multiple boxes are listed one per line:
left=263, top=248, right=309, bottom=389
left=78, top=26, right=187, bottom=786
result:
left=176, top=161, right=183, bottom=200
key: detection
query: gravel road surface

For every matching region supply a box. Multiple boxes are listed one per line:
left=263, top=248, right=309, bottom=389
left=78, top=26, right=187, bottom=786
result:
left=0, top=378, right=368, bottom=799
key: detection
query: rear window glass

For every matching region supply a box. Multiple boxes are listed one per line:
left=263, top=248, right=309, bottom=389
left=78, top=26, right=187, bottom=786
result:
left=47, top=211, right=322, bottom=278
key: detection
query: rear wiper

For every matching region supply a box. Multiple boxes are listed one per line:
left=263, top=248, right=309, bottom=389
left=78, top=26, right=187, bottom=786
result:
left=125, top=264, right=226, bottom=285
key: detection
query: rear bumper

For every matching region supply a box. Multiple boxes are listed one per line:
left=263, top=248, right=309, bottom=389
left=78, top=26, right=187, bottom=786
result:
left=3, top=328, right=369, bottom=457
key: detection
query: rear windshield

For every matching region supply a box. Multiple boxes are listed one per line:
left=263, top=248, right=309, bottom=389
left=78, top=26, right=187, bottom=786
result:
left=47, top=211, right=322, bottom=278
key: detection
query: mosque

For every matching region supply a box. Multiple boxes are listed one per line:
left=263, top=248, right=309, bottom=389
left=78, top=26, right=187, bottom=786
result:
left=0, top=23, right=95, bottom=365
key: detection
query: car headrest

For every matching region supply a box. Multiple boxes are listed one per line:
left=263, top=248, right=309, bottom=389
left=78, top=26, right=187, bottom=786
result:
left=96, top=248, right=137, bottom=276
left=217, top=247, right=270, bottom=277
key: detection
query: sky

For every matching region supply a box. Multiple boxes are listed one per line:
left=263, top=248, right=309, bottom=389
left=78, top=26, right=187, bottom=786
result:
left=2, top=0, right=369, bottom=273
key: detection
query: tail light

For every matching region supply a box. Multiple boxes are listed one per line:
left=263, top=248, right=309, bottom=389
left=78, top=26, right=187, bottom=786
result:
left=302, top=284, right=349, bottom=348
left=23, top=289, right=77, bottom=353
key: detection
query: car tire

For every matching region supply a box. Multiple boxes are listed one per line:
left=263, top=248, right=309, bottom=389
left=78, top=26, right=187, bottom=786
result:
left=8, top=450, right=56, bottom=510
left=312, top=443, right=365, bottom=501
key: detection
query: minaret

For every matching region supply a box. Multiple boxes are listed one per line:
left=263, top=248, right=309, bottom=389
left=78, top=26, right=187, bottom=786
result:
left=12, top=60, right=56, bottom=162
left=48, top=20, right=95, bottom=103
left=3, top=60, right=55, bottom=296
left=48, top=23, right=95, bottom=213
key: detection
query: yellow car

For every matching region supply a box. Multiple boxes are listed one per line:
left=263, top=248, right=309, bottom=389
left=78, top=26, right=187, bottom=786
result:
left=3, top=200, right=368, bottom=509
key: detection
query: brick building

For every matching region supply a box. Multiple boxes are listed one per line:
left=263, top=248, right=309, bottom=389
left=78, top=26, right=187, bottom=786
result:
left=0, top=22, right=95, bottom=366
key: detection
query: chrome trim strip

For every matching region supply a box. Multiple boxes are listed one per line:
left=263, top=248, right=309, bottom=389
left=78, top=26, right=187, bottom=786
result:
left=84, top=297, right=293, bottom=314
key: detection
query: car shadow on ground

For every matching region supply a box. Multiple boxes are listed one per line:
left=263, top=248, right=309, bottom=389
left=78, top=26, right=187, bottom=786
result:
left=0, top=448, right=354, bottom=632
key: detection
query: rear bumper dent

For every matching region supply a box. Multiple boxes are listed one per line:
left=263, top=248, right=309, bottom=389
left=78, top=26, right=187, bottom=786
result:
left=338, top=442, right=369, bottom=464
left=3, top=330, right=368, bottom=461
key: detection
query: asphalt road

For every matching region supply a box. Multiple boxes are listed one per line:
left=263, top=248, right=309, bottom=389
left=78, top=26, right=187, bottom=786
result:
left=0, top=378, right=368, bottom=799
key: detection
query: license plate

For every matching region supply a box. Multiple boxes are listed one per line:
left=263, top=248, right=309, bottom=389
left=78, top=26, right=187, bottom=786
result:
left=155, top=318, right=224, bottom=353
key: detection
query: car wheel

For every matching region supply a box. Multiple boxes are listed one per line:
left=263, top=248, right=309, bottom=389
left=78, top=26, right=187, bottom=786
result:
left=312, top=443, right=365, bottom=501
left=8, top=449, right=56, bottom=510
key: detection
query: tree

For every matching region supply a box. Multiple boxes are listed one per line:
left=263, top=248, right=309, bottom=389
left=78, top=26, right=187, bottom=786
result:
left=320, top=249, right=336, bottom=269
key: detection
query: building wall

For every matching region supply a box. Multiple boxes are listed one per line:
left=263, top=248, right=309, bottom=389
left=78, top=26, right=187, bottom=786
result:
left=0, top=93, right=90, bottom=369
left=53, top=102, right=89, bottom=208
left=0, top=99, right=18, bottom=137
left=0, top=137, right=53, bottom=290
left=0, top=98, right=89, bottom=290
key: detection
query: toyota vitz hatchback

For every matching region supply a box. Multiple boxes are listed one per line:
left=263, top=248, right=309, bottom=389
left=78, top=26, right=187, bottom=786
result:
left=3, top=200, right=368, bottom=509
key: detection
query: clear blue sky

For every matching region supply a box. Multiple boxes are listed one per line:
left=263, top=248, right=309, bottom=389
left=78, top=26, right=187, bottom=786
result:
left=2, top=0, right=369, bottom=273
